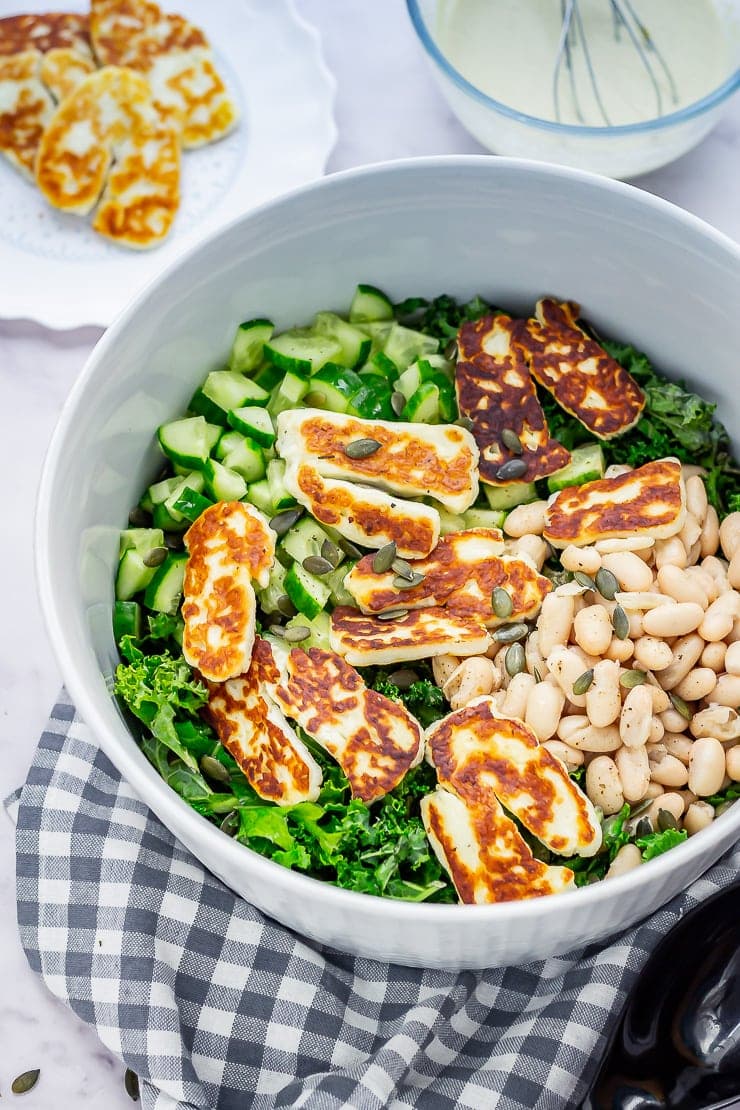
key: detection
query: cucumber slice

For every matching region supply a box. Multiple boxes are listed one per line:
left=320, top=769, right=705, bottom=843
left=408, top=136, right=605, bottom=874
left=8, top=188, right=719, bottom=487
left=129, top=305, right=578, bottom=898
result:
left=229, top=318, right=274, bottom=373
left=284, top=561, right=332, bottom=619
left=304, top=365, right=362, bottom=413
left=437, top=509, right=467, bottom=535
left=203, top=459, right=248, bottom=502
left=253, top=361, right=284, bottom=392
left=313, top=312, right=372, bottom=369
left=325, top=563, right=356, bottom=607
left=222, top=435, right=266, bottom=482
left=264, top=329, right=341, bottom=377
left=171, top=486, right=214, bottom=524
left=267, top=459, right=296, bottom=510
left=358, top=320, right=394, bottom=354
left=383, top=322, right=439, bottom=369
left=157, top=416, right=221, bottom=470
left=402, top=382, right=440, bottom=423
left=463, top=508, right=507, bottom=530
left=396, top=364, right=421, bottom=401
left=483, top=482, right=538, bottom=511
left=113, top=599, right=142, bottom=644
left=348, top=380, right=394, bottom=421
left=281, top=517, right=340, bottom=565
left=152, top=503, right=189, bottom=533
left=256, top=560, right=288, bottom=614
left=267, top=371, right=309, bottom=417
left=215, top=429, right=244, bottom=460
left=418, top=363, right=457, bottom=422
left=190, top=371, right=269, bottom=426
left=116, top=548, right=158, bottom=601
left=547, top=443, right=605, bottom=493
left=227, top=406, right=275, bottom=448
left=164, top=471, right=205, bottom=522
left=349, top=283, right=394, bottom=324
left=119, top=527, right=165, bottom=557
left=246, top=478, right=274, bottom=516
left=144, top=551, right=188, bottom=614
left=286, top=610, right=331, bottom=650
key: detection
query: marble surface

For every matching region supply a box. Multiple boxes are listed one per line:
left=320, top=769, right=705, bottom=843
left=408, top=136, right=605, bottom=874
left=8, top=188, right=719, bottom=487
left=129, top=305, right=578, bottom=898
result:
left=0, top=1, right=739, bottom=1104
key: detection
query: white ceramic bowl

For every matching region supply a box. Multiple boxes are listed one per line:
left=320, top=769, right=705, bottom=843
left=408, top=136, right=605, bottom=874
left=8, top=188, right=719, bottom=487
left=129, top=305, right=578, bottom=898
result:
left=37, top=157, right=740, bottom=969
left=407, top=0, right=740, bottom=179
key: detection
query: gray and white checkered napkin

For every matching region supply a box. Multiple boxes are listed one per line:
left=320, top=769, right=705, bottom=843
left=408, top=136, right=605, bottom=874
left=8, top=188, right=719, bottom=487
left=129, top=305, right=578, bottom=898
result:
left=9, top=694, right=740, bottom=1110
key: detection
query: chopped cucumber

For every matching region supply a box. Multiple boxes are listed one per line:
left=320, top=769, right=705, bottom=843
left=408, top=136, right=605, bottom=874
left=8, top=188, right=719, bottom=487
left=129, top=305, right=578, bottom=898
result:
left=157, top=416, right=221, bottom=470
left=190, top=371, right=269, bottom=426
left=304, top=365, right=362, bottom=413
left=113, top=599, right=142, bottom=644
left=348, top=379, right=394, bottom=421
left=227, top=406, right=275, bottom=448
left=313, top=312, right=371, bottom=369
left=267, top=458, right=296, bottom=510
left=358, top=320, right=394, bottom=354
left=267, top=371, right=309, bottom=417
left=253, top=361, right=283, bottom=392
left=325, top=563, right=356, bottom=607
left=246, top=478, right=274, bottom=516
left=119, top=527, right=165, bottom=557
left=144, top=551, right=188, bottom=614
left=284, top=561, right=332, bottom=619
left=116, top=548, right=158, bottom=601
left=222, top=435, right=266, bottom=482
left=281, top=517, right=340, bottom=565
left=152, top=503, right=188, bottom=532
left=349, top=283, right=394, bottom=324
left=171, top=486, right=214, bottom=524
left=215, top=430, right=244, bottom=460
left=164, top=471, right=205, bottom=522
left=286, top=610, right=331, bottom=650
left=547, top=443, right=605, bottom=493
left=418, top=360, right=456, bottom=421
left=203, top=459, right=248, bottom=502
left=257, top=560, right=288, bottom=614
left=148, top=476, right=184, bottom=507
left=396, top=364, right=421, bottom=401
left=383, top=323, right=439, bottom=369
left=264, top=329, right=341, bottom=377
left=463, top=508, right=506, bottom=530
left=402, top=382, right=440, bottom=423
left=437, top=509, right=467, bottom=535
left=483, top=481, right=538, bottom=511
left=229, top=318, right=274, bottom=373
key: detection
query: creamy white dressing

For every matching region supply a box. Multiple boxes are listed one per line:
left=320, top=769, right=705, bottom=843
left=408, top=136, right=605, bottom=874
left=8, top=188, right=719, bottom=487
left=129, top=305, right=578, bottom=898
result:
left=437, top=0, right=731, bottom=126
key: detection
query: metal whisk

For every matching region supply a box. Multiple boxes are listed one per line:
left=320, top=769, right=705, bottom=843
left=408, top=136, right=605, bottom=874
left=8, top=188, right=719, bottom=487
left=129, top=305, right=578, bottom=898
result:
left=554, top=0, right=679, bottom=126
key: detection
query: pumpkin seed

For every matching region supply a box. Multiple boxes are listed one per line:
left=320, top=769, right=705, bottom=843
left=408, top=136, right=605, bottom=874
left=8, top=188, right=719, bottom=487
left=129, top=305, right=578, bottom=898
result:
left=269, top=507, right=303, bottom=535
left=344, top=437, right=382, bottom=459
left=669, top=691, right=692, bottom=721
left=393, top=571, right=425, bottom=590
left=12, top=1070, right=40, bottom=1095
left=124, top=1068, right=140, bottom=1102
left=392, top=557, right=414, bottom=581
left=532, top=665, right=543, bottom=684
left=320, top=539, right=341, bottom=568
left=620, top=669, right=647, bottom=689
left=505, top=642, right=526, bottom=677
left=501, top=427, right=523, bottom=455
left=491, top=586, right=513, bottom=619
left=572, top=668, right=594, bottom=696
left=573, top=571, right=597, bottom=591
left=657, top=808, right=679, bottom=832
left=376, top=608, right=409, bottom=621
left=277, top=594, right=298, bottom=618
left=220, top=811, right=239, bottom=837
left=372, top=542, right=397, bottom=574
left=128, top=506, right=149, bottom=527
left=636, top=816, right=653, bottom=838
left=611, top=604, right=629, bottom=640
left=595, top=567, right=620, bottom=600
left=444, top=339, right=458, bottom=361
left=387, top=668, right=419, bottom=690
left=143, top=546, right=168, bottom=568
left=455, top=415, right=474, bottom=432
left=267, top=624, right=286, bottom=638
left=302, top=555, right=334, bottom=576
left=165, top=533, right=184, bottom=550
left=284, top=625, right=310, bottom=643
left=493, top=621, right=528, bottom=643
left=495, top=458, right=528, bottom=481
left=303, top=391, right=325, bottom=408
left=339, top=537, right=364, bottom=559
left=200, top=755, right=230, bottom=784
left=391, top=391, right=406, bottom=416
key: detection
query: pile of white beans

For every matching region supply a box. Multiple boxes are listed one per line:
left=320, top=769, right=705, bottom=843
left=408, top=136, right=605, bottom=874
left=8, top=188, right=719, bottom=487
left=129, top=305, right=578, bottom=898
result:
left=432, top=466, right=740, bottom=878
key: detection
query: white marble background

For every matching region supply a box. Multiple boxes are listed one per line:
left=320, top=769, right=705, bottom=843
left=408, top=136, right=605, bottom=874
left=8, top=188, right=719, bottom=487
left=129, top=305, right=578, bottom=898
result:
left=0, top=1, right=739, bottom=1104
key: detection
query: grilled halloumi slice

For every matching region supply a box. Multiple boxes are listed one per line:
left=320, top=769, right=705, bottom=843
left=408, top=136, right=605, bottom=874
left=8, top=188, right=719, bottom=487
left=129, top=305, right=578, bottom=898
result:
left=518, top=299, right=646, bottom=440
left=90, top=0, right=238, bottom=148
left=0, top=12, right=91, bottom=57
left=207, top=638, right=322, bottom=806
left=182, top=500, right=275, bottom=682
left=421, top=788, right=575, bottom=904
left=543, top=457, right=685, bottom=549
left=284, top=461, right=440, bottom=560
left=456, top=314, right=570, bottom=485
left=0, top=50, right=54, bottom=178
left=276, top=409, right=479, bottom=514
left=346, top=529, right=550, bottom=627
left=40, top=46, right=96, bottom=102
left=330, top=605, right=491, bottom=667
left=266, top=642, right=424, bottom=804
left=427, top=697, right=602, bottom=857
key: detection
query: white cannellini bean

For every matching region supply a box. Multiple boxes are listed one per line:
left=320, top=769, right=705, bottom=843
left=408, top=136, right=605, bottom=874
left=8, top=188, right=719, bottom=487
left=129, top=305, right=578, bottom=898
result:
left=586, top=755, right=624, bottom=814
left=645, top=781, right=665, bottom=799
left=657, top=634, right=704, bottom=691
left=524, top=681, right=565, bottom=742
left=681, top=465, right=707, bottom=482
left=649, top=685, right=671, bottom=714
left=561, top=545, right=601, bottom=574
left=689, top=706, right=740, bottom=741
left=501, top=672, right=536, bottom=719
left=615, top=745, right=650, bottom=802
left=643, top=602, right=704, bottom=639
left=729, top=551, right=740, bottom=591
left=606, top=843, right=642, bottom=878
left=650, top=753, right=689, bottom=788
left=524, top=630, right=549, bottom=680
left=604, top=464, right=633, bottom=479
left=726, top=745, right=740, bottom=782
left=680, top=513, right=703, bottom=553
left=573, top=605, right=613, bottom=657
left=672, top=667, right=717, bottom=703
left=512, top=534, right=549, bottom=571
left=719, top=512, right=740, bottom=561
left=566, top=723, right=622, bottom=753
left=688, top=736, right=726, bottom=797
left=433, top=654, right=460, bottom=688
left=557, top=714, right=590, bottom=743
left=698, top=593, right=740, bottom=642
left=684, top=801, right=715, bottom=836
left=724, top=642, right=740, bottom=675
left=711, top=673, right=740, bottom=708
left=503, top=500, right=548, bottom=538
left=701, top=506, right=720, bottom=558
left=547, top=646, right=589, bottom=708
left=445, top=656, right=496, bottom=709
left=538, top=593, right=575, bottom=658
left=627, top=611, right=644, bottom=640
left=619, top=683, right=653, bottom=748
left=663, top=732, right=694, bottom=766
left=614, top=591, right=671, bottom=611
left=586, top=660, right=621, bottom=728
left=655, top=536, right=688, bottom=570
left=634, top=636, right=673, bottom=672
left=701, top=641, right=727, bottom=673
left=701, top=555, right=730, bottom=594
left=656, top=564, right=709, bottom=608
left=649, top=717, right=665, bottom=743
left=601, top=552, right=653, bottom=592
left=605, top=638, right=635, bottom=664
left=543, top=739, right=584, bottom=770
left=660, top=708, right=691, bottom=734
left=595, top=536, right=654, bottom=554
left=648, top=792, right=684, bottom=826
left=685, top=475, right=708, bottom=523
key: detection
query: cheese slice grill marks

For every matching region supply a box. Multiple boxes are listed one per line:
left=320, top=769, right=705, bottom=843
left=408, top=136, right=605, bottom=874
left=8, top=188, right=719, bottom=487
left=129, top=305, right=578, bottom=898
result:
left=0, top=13, right=92, bottom=56
left=0, top=50, right=54, bottom=179
left=40, top=47, right=96, bottom=103
left=456, top=314, right=570, bottom=485
left=518, top=299, right=646, bottom=439
left=330, top=605, right=491, bottom=667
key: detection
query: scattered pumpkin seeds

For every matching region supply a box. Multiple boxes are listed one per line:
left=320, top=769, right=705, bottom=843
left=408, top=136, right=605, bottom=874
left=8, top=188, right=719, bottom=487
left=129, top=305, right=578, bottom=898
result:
left=303, top=391, right=325, bottom=407
left=376, top=607, right=409, bottom=621
left=269, top=507, right=303, bottom=535
left=493, top=621, right=528, bottom=643
left=495, top=458, right=528, bottom=481
left=220, top=811, right=239, bottom=837
left=267, top=624, right=286, bottom=638
left=372, top=541, right=397, bottom=574
left=344, top=437, right=382, bottom=459
left=164, top=533, right=184, bottom=550
left=200, top=755, right=230, bottom=784
left=277, top=594, right=298, bottom=618
left=611, top=604, right=629, bottom=640
left=444, top=339, right=458, bottom=361
left=143, top=546, right=168, bottom=568
left=284, top=625, right=311, bottom=643
left=391, top=557, right=414, bottom=581
left=12, top=1070, right=40, bottom=1095
left=393, top=571, right=425, bottom=590
left=128, top=506, right=149, bottom=527
left=505, top=642, right=526, bottom=677
left=455, top=414, right=475, bottom=431
left=339, top=537, right=364, bottom=560
left=573, top=571, right=597, bottom=591
left=302, top=554, right=334, bottom=576
left=572, top=668, right=594, bottom=696
left=500, top=427, right=523, bottom=455
left=391, top=391, right=406, bottom=416
left=636, top=816, right=653, bottom=838
left=491, top=586, right=513, bottom=619
left=669, top=691, right=692, bottom=721
left=321, top=539, right=341, bottom=568
left=387, top=668, right=419, bottom=690
left=124, top=1068, right=140, bottom=1102
left=657, top=808, right=679, bottom=832
left=620, top=669, right=647, bottom=689
left=595, top=567, right=620, bottom=600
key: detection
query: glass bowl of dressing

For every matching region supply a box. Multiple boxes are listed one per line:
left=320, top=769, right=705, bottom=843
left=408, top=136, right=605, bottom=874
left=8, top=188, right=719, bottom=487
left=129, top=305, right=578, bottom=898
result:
left=407, top=0, right=740, bottom=178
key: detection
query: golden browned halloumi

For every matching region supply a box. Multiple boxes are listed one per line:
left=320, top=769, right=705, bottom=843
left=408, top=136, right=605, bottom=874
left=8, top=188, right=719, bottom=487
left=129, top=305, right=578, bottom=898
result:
left=427, top=697, right=602, bottom=857
left=276, top=409, right=479, bottom=514
left=0, top=50, right=54, bottom=178
left=0, top=12, right=91, bottom=57
left=420, top=788, right=575, bottom=904
left=518, top=299, right=646, bottom=440
left=285, top=462, right=440, bottom=560
left=207, top=638, right=322, bottom=806
left=456, top=314, right=570, bottom=485
left=330, top=605, right=491, bottom=667
left=543, top=457, right=685, bottom=549
left=182, top=500, right=275, bottom=683
left=90, top=0, right=238, bottom=148
left=266, top=642, right=424, bottom=803
left=346, top=529, right=551, bottom=627
left=40, top=46, right=96, bottom=102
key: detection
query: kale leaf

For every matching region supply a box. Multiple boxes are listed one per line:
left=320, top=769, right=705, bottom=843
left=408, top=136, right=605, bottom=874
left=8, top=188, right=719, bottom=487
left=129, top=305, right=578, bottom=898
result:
left=369, top=662, right=448, bottom=728
left=394, top=293, right=496, bottom=341
left=636, top=826, right=687, bottom=860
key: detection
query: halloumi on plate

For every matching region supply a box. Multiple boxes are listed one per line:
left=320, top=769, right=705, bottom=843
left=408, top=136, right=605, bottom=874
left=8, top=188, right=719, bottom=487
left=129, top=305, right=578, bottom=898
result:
left=207, top=637, right=322, bottom=806
left=456, top=314, right=570, bottom=485
left=182, top=500, right=275, bottom=682
left=543, top=457, right=685, bottom=548
left=267, top=641, right=424, bottom=803
left=276, top=409, right=479, bottom=514
left=346, top=529, right=551, bottom=627
left=0, top=12, right=91, bottom=57
left=40, top=46, right=96, bottom=102
left=330, top=605, right=491, bottom=667
left=518, top=299, right=646, bottom=439
left=0, top=50, right=54, bottom=178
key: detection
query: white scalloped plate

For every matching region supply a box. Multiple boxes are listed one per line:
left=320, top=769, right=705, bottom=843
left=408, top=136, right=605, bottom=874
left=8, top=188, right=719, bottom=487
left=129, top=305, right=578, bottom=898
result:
left=0, top=0, right=337, bottom=329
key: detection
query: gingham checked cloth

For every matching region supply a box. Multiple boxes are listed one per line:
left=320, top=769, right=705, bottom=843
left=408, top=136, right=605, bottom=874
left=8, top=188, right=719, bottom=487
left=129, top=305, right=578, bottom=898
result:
left=8, top=694, right=740, bottom=1110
